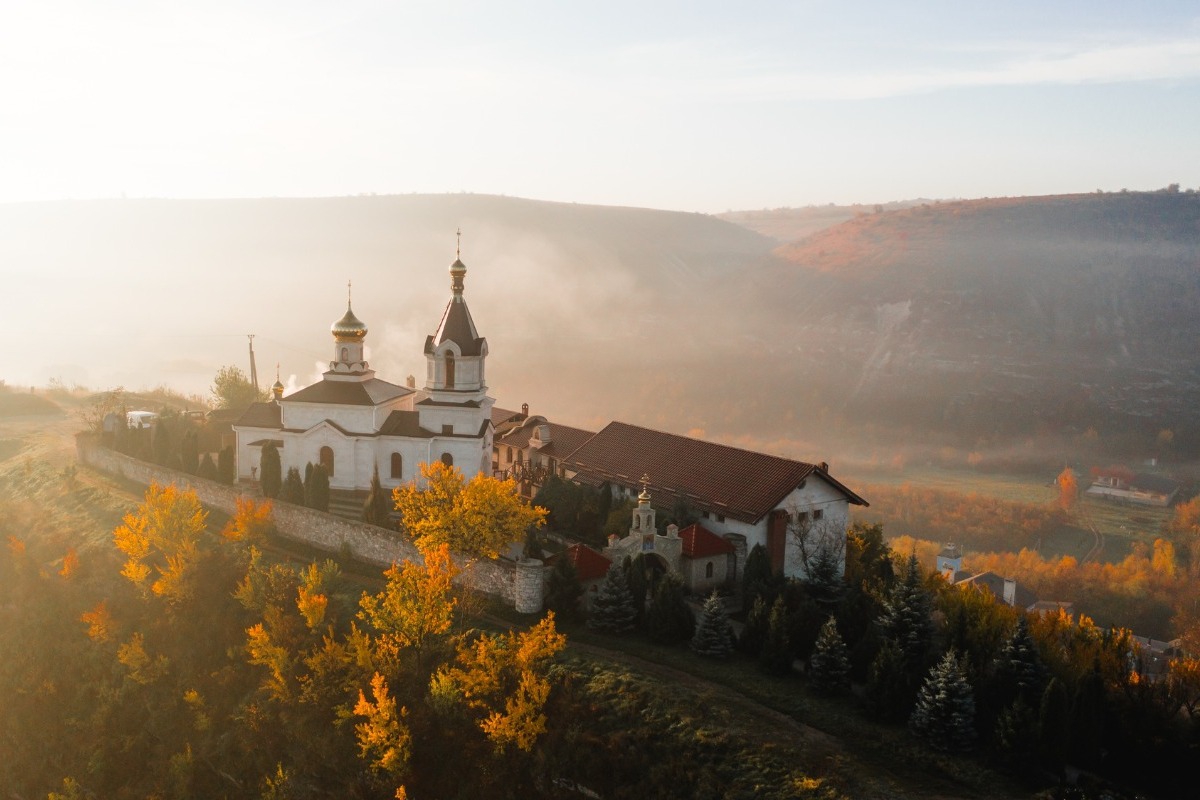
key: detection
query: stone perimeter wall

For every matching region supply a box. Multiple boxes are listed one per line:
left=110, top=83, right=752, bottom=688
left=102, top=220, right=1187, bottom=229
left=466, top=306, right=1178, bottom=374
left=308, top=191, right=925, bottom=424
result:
left=76, top=433, right=543, bottom=610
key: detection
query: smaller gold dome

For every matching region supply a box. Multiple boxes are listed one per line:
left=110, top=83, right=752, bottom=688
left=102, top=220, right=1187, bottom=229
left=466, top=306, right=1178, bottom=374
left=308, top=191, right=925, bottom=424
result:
left=332, top=304, right=368, bottom=341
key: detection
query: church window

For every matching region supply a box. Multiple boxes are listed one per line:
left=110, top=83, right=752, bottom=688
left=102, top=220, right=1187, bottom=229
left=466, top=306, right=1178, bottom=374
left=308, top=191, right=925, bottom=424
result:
left=320, top=446, right=334, bottom=476
left=341, top=347, right=348, bottom=362
left=705, top=562, right=714, bottom=579
left=441, top=452, right=454, bottom=467
left=506, top=447, right=513, bottom=463
left=390, top=452, right=402, bottom=479
left=444, top=352, right=455, bottom=388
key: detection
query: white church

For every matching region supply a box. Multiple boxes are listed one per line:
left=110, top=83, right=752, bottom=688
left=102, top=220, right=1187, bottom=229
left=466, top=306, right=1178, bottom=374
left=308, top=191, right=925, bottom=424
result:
left=232, top=253, right=495, bottom=493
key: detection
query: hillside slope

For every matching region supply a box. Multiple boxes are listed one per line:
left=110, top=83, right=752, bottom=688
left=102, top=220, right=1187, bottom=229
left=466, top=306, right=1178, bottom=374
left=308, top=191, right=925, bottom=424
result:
left=742, top=192, right=1200, bottom=452
left=3, top=191, right=1198, bottom=462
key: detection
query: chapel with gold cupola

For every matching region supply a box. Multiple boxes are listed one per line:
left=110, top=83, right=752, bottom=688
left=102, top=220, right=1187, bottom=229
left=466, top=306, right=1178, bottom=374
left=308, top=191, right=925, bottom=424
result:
left=232, top=247, right=495, bottom=498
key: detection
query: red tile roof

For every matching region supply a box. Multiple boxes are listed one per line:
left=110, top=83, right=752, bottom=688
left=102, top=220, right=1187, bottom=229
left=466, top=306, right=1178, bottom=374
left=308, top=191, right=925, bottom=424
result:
left=562, top=421, right=866, bottom=525
left=557, top=543, right=611, bottom=582
left=679, top=523, right=736, bottom=558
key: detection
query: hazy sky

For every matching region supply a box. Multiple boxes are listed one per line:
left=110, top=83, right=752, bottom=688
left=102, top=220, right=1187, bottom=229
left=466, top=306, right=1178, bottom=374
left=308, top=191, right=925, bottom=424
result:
left=2, top=1, right=1198, bottom=211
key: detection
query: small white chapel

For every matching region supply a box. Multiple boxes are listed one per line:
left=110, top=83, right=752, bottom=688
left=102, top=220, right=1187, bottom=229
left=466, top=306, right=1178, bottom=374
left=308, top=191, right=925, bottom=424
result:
left=232, top=251, right=495, bottom=493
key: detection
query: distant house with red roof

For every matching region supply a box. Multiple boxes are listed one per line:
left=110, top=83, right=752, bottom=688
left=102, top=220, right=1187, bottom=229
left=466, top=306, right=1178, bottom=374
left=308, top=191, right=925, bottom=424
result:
left=1086, top=465, right=1180, bottom=507
left=563, top=421, right=867, bottom=582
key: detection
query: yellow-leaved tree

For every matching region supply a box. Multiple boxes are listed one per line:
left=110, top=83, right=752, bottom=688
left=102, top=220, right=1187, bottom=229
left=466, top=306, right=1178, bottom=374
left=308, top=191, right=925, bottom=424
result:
left=392, top=461, right=546, bottom=559
left=358, top=543, right=459, bottom=673
left=1055, top=467, right=1078, bottom=513
left=112, top=483, right=207, bottom=603
left=431, top=613, right=567, bottom=752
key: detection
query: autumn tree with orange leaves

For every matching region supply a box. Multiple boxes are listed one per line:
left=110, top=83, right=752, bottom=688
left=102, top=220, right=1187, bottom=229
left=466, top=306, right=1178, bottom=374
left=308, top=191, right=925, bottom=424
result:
left=392, top=461, right=546, bottom=559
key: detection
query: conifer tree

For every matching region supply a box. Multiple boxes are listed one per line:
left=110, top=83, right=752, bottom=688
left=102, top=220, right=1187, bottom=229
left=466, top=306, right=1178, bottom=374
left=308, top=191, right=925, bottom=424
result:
left=691, top=591, right=734, bottom=659
left=198, top=452, right=219, bottom=481
left=307, top=464, right=330, bottom=512
left=866, top=639, right=911, bottom=721
left=625, top=554, right=649, bottom=624
left=809, top=615, right=851, bottom=693
left=1037, top=676, right=1070, bottom=775
left=993, top=696, right=1038, bottom=773
left=742, top=543, right=774, bottom=607
left=362, top=465, right=392, bottom=527
left=260, top=441, right=282, bottom=499
left=587, top=560, right=638, bottom=634
left=180, top=429, right=199, bottom=475
left=878, top=552, right=934, bottom=672
left=910, top=650, right=976, bottom=752
left=759, top=596, right=793, bottom=676
left=993, top=615, right=1047, bottom=706
left=152, top=421, right=173, bottom=467
left=544, top=554, right=584, bottom=623
left=280, top=467, right=305, bottom=505
left=738, top=595, right=770, bottom=655
left=217, top=445, right=235, bottom=485
left=645, top=572, right=694, bottom=645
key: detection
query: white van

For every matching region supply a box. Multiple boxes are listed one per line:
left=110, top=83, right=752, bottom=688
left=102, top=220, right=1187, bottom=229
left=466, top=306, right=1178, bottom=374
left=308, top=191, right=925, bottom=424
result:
left=126, top=410, right=159, bottom=429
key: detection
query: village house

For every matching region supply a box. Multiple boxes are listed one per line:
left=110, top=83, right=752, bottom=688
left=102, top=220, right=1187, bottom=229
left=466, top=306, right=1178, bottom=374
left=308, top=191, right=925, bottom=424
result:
left=1085, top=465, right=1180, bottom=507
left=561, top=422, right=868, bottom=582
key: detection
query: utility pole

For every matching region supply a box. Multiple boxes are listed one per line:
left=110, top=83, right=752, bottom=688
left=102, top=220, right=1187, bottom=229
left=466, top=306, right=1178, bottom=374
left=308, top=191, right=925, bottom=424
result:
left=248, top=334, right=259, bottom=392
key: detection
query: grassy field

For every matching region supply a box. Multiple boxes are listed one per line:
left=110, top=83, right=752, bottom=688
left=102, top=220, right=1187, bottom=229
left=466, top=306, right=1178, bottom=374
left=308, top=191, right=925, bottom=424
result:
left=845, top=464, right=1174, bottom=562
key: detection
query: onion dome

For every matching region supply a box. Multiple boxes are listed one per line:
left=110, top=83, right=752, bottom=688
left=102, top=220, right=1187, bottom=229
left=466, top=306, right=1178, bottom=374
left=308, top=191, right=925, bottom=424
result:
left=450, top=258, right=467, bottom=296
left=331, top=302, right=368, bottom=341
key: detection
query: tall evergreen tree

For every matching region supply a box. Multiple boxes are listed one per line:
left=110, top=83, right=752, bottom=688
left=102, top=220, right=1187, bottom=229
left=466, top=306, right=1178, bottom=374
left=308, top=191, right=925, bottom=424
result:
left=878, top=552, right=935, bottom=672
left=625, top=554, right=650, bottom=624
left=738, top=595, right=770, bottom=655
left=691, top=591, right=734, bottom=659
left=198, top=452, right=219, bottom=481
left=544, top=555, right=584, bottom=623
left=361, top=465, right=391, bottom=526
left=217, top=446, right=236, bottom=485
left=1037, top=676, right=1070, bottom=776
left=152, top=422, right=173, bottom=467
left=995, top=617, right=1046, bottom=697
left=280, top=467, right=306, bottom=505
left=588, top=560, right=638, bottom=634
left=759, top=596, right=793, bottom=676
left=260, top=441, right=282, bottom=499
left=910, top=649, right=977, bottom=753
left=307, top=464, right=330, bottom=512
left=180, top=430, right=199, bottom=475
left=742, top=543, right=774, bottom=608
left=809, top=615, right=851, bottom=693
left=645, top=572, right=694, bottom=645
left=866, top=639, right=911, bottom=721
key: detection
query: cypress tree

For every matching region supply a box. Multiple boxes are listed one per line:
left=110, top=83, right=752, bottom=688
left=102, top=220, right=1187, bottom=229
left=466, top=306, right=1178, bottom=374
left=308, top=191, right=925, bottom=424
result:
left=739, top=595, right=770, bottom=655
left=362, top=465, right=391, bottom=527
left=759, top=596, right=793, bottom=676
left=303, top=461, right=314, bottom=499
left=198, top=452, right=219, bottom=481
left=280, top=467, right=305, bottom=505
left=691, top=591, right=734, bottom=659
left=742, top=543, right=774, bottom=607
left=1037, top=676, right=1070, bottom=776
left=217, top=446, right=235, bottom=485
left=152, top=422, right=172, bottom=467
left=588, top=560, right=638, bottom=634
left=544, top=555, right=584, bottom=623
left=180, top=430, right=199, bottom=475
left=809, top=615, right=851, bottom=693
left=260, top=441, right=282, bottom=499
left=866, top=639, right=911, bottom=721
left=307, top=463, right=330, bottom=512
left=645, top=572, right=695, bottom=645
left=626, top=554, right=650, bottom=624
left=910, top=649, right=977, bottom=752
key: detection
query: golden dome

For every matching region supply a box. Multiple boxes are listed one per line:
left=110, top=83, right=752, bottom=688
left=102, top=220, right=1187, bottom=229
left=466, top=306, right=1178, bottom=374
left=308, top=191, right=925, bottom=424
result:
left=331, top=303, right=368, bottom=341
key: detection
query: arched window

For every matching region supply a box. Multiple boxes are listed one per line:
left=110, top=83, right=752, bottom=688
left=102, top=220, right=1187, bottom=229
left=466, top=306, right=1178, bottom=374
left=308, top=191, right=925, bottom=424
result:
left=444, top=351, right=455, bottom=388
left=340, top=347, right=348, bottom=362
left=319, top=446, right=334, bottom=476
left=705, top=561, right=714, bottom=579
left=440, top=452, right=454, bottom=467
left=390, top=452, right=402, bottom=479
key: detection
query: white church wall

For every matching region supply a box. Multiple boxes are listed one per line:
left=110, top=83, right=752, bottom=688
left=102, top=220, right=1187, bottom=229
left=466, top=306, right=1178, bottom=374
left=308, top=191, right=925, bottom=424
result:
left=284, top=402, right=374, bottom=434
left=777, top=476, right=850, bottom=579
